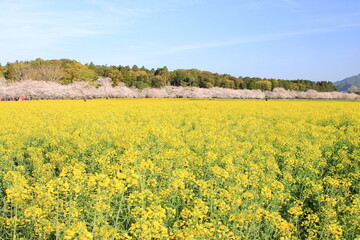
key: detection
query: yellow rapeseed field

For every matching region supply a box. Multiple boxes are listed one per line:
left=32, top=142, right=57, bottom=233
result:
left=0, top=99, right=359, bottom=239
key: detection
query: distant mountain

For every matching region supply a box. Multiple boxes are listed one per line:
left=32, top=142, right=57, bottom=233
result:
left=334, top=74, right=360, bottom=92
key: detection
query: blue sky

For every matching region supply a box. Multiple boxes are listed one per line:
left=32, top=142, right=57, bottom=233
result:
left=0, top=0, right=359, bottom=82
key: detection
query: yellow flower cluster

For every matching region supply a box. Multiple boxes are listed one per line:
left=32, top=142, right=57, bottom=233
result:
left=0, top=99, right=359, bottom=239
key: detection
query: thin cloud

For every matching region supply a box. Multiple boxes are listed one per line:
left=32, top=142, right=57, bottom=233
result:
left=161, top=24, right=360, bottom=54
left=281, top=0, right=300, bottom=7
left=0, top=6, right=104, bottom=37
left=86, top=0, right=158, bottom=16
left=337, top=23, right=360, bottom=28
left=0, top=1, right=153, bottom=51
left=163, top=39, right=260, bottom=54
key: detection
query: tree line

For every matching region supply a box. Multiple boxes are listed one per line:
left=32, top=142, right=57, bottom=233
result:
left=0, top=59, right=337, bottom=92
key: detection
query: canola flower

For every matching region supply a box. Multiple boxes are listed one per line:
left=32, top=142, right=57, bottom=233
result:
left=0, top=99, right=359, bottom=239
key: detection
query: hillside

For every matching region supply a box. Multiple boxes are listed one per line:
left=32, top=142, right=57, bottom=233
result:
left=0, top=59, right=337, bottom=92
left=334, top=74, right=360, bottom=92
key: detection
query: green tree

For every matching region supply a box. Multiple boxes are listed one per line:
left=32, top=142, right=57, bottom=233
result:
left=132, top=65, right=139, bottom=71
left=269, top=79, right=278, bottom=90
left=248, top=79, right=258, bottom=89
left=4, top=61, right=34, bottom=82
left=155, top=67, right=170, bottom=86
left=199, top=77, right=214, bottom=88
left=63, top=61, right=97, bottom=84
left=87, top=62, right=96, bottom=71
left=151, top=75, right=164, bottom=88
left=119, top=66, right=132, bottom=87
left=170, top=70, right=188, bottom=86
left=108, top=69, right=124, bottom=86
left=256, top=80, right=272, bottom=91
left=31, top=59, right=64, bottom=82
left=0, top=63, right=5, bottom=77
